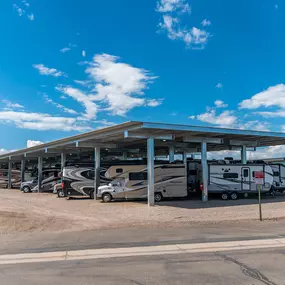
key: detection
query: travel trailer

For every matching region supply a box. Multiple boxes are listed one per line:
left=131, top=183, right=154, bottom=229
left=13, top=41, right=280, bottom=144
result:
left=202, top=163, right=274, bottom=200
left=0, top=169, right=21, bottom=188
left=269, top=164, right=285, bottom=192
left=21, top=169, right=61, bottom=193
left=97, top=164, right=188, bottom=202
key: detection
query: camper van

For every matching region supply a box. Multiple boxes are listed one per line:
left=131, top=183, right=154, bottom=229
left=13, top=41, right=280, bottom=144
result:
left=0, top=169, right=21, bottom=188
left=21, top=169, right=61, bottom=193
left=269, top=164, right=285, bottom=192
left=97, top=164, right=188, bottom=203
left=204, top=163, right=274, bottom=200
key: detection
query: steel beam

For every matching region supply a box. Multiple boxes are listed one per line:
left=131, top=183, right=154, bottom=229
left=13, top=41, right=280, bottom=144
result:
left=226, top=139, right=258, bottom=147
left=147, top=137, right=155, bottom=206
left=124, top=131, right=173, bottom=140
left=241, top=145, right=247, bottom=164
left=94, top=147, right=101, bottom=200
left=20, top=159, right=25, bottom=182
left=183, top=150, right=187, bottom=164
left=61, top=153, right=66, bottom=172
left=169, top=146, right=175, bottom=163
left=7, top=160, right=12, bottom=189
left=184, top=136, right=223, bottom=144
left=76, top=142, right=117, bottom=148
left=201, top=141, right=208, bottom=202
left=38, top=157, right=43, bottom=193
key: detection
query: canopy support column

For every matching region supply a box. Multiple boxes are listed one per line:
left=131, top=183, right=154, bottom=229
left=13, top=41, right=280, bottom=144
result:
left=241, top=145, right=247, bottom=164
left=94, top=147, right=101, bottom=200
left=38, top=157, right=43, bottom=193
left=147, top=137, right=155, bottom=206
left=201, top=141, right=208, bottom=202
left=8, top=160, right=12, bottom=189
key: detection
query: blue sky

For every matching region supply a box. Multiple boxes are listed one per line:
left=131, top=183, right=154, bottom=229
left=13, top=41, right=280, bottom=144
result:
left=0, top=0, right=285, bottom=155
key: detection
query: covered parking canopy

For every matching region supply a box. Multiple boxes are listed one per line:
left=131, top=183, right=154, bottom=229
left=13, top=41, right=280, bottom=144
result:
left=1, top=121, right=285, bottom=205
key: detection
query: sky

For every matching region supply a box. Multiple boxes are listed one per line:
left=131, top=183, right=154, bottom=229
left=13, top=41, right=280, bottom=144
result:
left=1, top=0, right=285, bottom=158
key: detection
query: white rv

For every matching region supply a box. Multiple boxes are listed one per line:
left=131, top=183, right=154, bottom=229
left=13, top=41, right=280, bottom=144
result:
left=97, top=164, right=188, bottom=202
left=206, top=164, right=274, bottom=200
left=269, top=164, right=285, bottom=192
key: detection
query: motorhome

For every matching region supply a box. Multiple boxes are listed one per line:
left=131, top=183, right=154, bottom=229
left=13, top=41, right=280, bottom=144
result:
left=21, top=169, right=61, bottom=193
left=98, top=164, right=188, bottom=202
left=204, top=163, right=274, bottom=200
left=0, top=169, right=21, bottom=188
left=269, top=164, right=285, bottom=192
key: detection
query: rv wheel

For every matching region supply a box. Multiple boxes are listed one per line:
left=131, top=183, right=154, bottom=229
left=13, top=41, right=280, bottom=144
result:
left=154, top=192, right=163, bottom=202
left=102, top=193, right=112, bottom=203
left=57, top=189, right=65, bottom=198
left=22, top=186, right=31, bottom=193
left=230, top=192, right=238, bottom=200
left=221, top=192, right=229, bottom=200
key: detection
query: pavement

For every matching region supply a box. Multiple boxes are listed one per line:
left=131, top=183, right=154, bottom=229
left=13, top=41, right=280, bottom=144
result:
left=1, top=221, right=285, bottom=284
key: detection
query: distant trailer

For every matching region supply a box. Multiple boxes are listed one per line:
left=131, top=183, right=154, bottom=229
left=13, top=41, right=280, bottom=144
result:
left=269, top=164, right=285, bottom=193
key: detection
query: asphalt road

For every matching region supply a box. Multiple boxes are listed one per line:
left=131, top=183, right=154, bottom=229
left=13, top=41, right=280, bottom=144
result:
left=0, top=247, right=285, bottom=285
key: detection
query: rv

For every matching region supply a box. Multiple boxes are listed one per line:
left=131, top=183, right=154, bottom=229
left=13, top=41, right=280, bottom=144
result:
left=204, top=163, right=274, bottom=200
left=0, top=169, right=21, bottom=188
left=21, top=169, right=61, bottom=193
left=269, top=164, right=285, bottom=193
left=98, top=164, right=187, bottom=202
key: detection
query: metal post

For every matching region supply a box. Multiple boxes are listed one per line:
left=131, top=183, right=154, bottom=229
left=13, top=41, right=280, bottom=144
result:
left=94, top=147, right=101, bottom=200
left=169, top=146, right=175, bottom=163
left=201, top=141, right=208, bottom=202
left=258, top=184, right=262, bottom=221
left=122, top=151, right=128, bottom=160
left=38, top=157, right=43, bottom=193
left=183, top=150, right=187, bottom=164
left=147, top=137, right=155, bottom=206
left=7, top=160, right=12, bottom=189
left=61, top=153, right=66, bottom=172
left=241, top=145, right=247, bottom=164
left=20, top=159, right=25, bottom=182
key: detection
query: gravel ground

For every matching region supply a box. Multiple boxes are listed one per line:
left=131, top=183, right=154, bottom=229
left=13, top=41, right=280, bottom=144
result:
left=0, top=189, right=285, bottom=234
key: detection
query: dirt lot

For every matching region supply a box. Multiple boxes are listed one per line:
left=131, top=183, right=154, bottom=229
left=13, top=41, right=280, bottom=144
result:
left=0, top=189, right=285, bottom=234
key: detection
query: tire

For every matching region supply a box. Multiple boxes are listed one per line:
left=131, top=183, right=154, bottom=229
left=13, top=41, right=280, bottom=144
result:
left=102, top=193, right=112, bottom=203
left=221, top=192, right=229, bottom=200
left=154, top=192, right=163, bottom=202
left=22, top=186, right=31, bottom=193
left=230, top=192, right=238, bottom=200
left=57, top=189, right=65, bottom=198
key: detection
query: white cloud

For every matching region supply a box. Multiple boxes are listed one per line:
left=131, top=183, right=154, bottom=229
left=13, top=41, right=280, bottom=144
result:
left=188, top=115, right=195, bottom=119
left=22, top=1, right=30, bottom=7
left=0, top=111, right=90, bottom=132
left=60, top=47, right=71, bottom=53
left=156, top=0, right=210, bottom=49
left=27, top=140, right=43, bottom=148
left=33, top=64, right=67, bottom=77
left=216, top=83, right=223, bottom=89
left=156, top=0, right=191, bottom=13
left=82, top=50, right=86, bottom=57
left=201, top=19, right=211, bottom=27
left=257, top=110, right=285, bottom=118
left=214, top=100, right=227, bottom=108
left=2, top=100, right=24, bottom=109
left=13, top=4, right=25, bottom=16
left=57, top=86, right=98, bottom=120
left=208, top=145, right=285, bottom=160
left=146, top=99, right=163, bottom=107
left=74, top=80, right=91, bottom=86
left=85, top=53, right=157, bottom=116
left=43, top=94, right=78, bottom=115
left=196, top=109, right=237, bottom=127
left=27, top=13, right=34, bottom=21
left=239, top=84, right=285, bottom=109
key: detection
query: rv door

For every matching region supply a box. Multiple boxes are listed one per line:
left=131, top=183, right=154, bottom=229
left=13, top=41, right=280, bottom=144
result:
left=241, top=167, right=250, bottom=191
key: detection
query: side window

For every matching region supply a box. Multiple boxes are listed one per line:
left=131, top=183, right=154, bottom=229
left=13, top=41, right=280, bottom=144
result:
left=273, top=171, right=280, bottom=177
left=116, top=168, right=123, bottom=174
left=129, top=172, right=147, bottom=181
left=189, top=170, right=197, bottom=175
left=223, top=173, right=238, bottom=179
left=243, top=169, right=249, bottom=177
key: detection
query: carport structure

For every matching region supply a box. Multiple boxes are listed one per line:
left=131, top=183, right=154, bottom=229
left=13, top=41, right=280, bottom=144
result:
left=1, top=121, right=285, bottom=206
